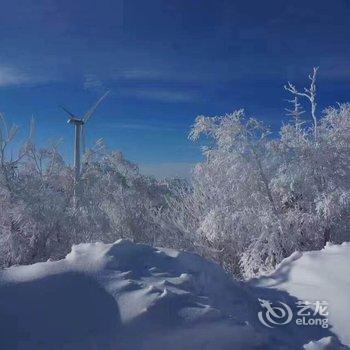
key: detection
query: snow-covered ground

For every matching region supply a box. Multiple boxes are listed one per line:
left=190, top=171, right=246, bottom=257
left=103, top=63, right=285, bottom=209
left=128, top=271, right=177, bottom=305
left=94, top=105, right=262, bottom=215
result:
left=0, top=240, right=349, bottom=349
left=252, top=242, right=350, bottom=349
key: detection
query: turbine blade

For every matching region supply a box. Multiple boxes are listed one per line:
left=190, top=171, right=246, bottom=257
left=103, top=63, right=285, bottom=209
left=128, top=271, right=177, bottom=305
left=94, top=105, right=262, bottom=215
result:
left=59, top=105, right=76, bottom=118
left=83, top=90, right=110, bottom=123
left=29, top=116, right=35, bottom=140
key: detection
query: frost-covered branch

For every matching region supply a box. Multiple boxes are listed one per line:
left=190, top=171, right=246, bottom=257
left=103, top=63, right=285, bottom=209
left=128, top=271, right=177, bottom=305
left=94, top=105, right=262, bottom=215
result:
left=285, top=96, right=305, bottom=129
left=284, top=67, right=318, bottom=140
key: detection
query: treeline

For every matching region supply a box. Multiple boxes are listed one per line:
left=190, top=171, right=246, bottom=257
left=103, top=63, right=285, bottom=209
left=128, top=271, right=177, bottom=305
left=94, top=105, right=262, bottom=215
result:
left=1, top=69, right=349, bottom=278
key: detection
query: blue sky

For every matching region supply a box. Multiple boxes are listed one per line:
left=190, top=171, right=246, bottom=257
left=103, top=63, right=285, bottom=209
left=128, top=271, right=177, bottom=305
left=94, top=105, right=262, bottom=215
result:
left=0, top=0, right=349, bottom=178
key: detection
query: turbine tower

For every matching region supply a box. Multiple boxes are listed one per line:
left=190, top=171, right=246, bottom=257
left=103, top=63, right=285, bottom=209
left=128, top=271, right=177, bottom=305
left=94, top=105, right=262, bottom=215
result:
left=60, top=90, right=110, bottom=203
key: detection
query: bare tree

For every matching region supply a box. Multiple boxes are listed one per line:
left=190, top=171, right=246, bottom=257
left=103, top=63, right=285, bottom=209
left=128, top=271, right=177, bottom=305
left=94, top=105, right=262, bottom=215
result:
left=284, top=67, right=318, bottom=140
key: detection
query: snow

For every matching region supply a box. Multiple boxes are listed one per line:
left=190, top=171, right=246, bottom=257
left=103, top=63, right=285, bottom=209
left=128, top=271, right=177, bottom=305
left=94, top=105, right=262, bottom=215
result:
left=0, top=240, right=263, bottom=349
left=252, top=242, right=350, bottom=348
left=304, top=336, right=348, bottom=350
left=0, top=239, right=349, bottom=349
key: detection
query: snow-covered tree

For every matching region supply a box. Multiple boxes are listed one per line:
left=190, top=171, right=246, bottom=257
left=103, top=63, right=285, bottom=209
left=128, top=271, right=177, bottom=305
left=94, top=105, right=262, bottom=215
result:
left=165, top=69, right=350, bottom=278
left=0, top=119, right=170, bottom=267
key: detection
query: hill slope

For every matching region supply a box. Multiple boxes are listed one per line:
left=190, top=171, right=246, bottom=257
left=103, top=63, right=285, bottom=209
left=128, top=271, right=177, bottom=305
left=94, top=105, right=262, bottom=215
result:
left=0, top=240, right=348, bottom=349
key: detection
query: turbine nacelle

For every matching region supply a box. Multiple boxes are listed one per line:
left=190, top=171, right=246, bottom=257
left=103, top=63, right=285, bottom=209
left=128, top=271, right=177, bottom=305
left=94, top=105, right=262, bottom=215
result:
left=67, top=118, right=84, bottom=125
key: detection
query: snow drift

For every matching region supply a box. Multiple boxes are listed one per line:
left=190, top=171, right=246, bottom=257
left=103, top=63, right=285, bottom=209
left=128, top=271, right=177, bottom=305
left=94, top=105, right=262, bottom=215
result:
left=0, top=240, right=264, bottom=350
left=0, top=239, right=349, bottom=349
left=252, top=242, right=350, bottom=348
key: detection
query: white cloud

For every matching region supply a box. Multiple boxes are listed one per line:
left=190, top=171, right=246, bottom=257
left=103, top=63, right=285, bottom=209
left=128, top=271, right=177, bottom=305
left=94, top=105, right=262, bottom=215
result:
left=107, top=122, right=178, bottom=132
left=83, top=74, right=104, bottom=91
left=0, top=66, right=31, bottom=87
left=0, top=65, right=51, bottom=87
left=123, top=89, right=196, bottom=103
left=113, top=69, right=167, bottom=81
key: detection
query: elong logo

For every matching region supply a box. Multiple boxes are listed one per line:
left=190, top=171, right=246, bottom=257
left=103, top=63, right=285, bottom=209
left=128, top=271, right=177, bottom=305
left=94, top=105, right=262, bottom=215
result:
left=257, top=298, right=329, bottom=329
left=258, top=298, right=293, bottom=328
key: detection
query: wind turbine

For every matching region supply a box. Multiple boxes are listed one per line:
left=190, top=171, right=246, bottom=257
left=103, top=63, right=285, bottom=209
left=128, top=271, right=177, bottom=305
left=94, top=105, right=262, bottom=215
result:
left=60, top=90, right=110, bottom=202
